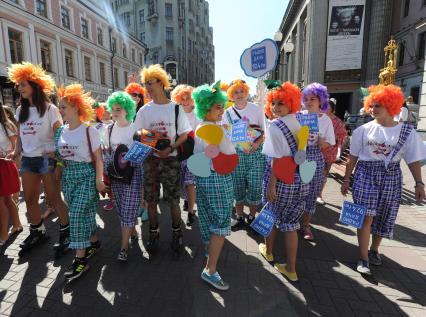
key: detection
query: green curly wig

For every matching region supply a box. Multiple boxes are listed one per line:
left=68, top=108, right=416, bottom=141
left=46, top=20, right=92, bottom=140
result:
left=192, top=81, right=228, bottom=120
left=106, top=91, right=135, bottom=122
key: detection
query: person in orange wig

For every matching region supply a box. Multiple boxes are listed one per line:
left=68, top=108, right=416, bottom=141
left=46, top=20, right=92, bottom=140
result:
left=55, top=84, right=107, bottom=280
left=125, top=82, right=147, bottom=115
left=6, top=62, right=69, bottom=255
left=342, top=84, right=426, bottom=275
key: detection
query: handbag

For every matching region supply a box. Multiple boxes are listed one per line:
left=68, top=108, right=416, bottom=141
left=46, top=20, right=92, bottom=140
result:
left=175, top=104, right=194, bottom=161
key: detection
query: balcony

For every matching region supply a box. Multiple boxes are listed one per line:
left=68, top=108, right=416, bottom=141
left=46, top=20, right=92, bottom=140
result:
left=147, top=12, right=159, bottom=23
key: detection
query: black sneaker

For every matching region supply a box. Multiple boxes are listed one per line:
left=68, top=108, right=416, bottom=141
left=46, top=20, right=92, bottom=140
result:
left=146, top=227, right=160, bottom=253
left=20, top=225, right=48, bottom=250
left=171, top=227, right=183, bottom=252
left=117, top=249, right=128, bottom=261
left=64, top=257, right=89, bottom=281
left=246, top=215, right=255, bottom=226
left=186, top=212, right=195, bottom=226
left=183, top=200, right=189, bottom=211
left=231, top=216, right=245, bottom=231
left=85, top=240, right=101, bottom=259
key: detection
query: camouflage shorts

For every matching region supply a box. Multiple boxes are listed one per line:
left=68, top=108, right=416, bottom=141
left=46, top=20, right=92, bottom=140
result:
left=143, top=156, right=181, bottom=205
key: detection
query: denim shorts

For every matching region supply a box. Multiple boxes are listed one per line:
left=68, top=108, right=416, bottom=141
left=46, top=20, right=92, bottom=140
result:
left=20, top=156, right=56, bottom=174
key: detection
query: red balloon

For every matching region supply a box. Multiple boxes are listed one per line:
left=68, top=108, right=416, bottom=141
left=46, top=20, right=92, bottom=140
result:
left=272, top=156, right=297, bottom=184
left=212, top=152, right=239, bottom=174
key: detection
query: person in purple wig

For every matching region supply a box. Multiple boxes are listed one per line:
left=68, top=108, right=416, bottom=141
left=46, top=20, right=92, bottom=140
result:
left=299, top=83, right=336, bottom=241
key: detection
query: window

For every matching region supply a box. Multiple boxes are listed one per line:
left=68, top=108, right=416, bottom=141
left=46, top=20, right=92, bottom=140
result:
left=36, top=0, right=47, bottom=18
left=8, top=29, right=24, bottom=63
left=188, top=39, right=192, bottom=53
left=398, top=42, right=405, bottom=66
left=64, top=49, right=74, bottom=77
left=139, top=52, right=143, bottom=66
left=140, top=32, right=145, bottom=42
left=99, top=62, right=106, bottom=85
left=81, top=18, right=89, bottom=39
left=148, top=0, right=156, bottom=16
left=419, top=32, right=426, bottom=60
left=112, top=37, right=117, bottom=53
left=424, top=0, right=426, bottom=6
left=181, top=36, right=185, bottom=50
left=123, top=43, right=127, bottom=58
left=152, top=52, right=159, bottom=64
left=40, top=40, right=52, bottom=72
left=121, top=12, right=130, bottom=26
left=410, top=86, right=420, bottom=104
left=97, top=27, right=103, bottom=46
left=84, top=56, right=92, bottom=81
left=404, top=0, right=410, bottom=17
left=165, top=3, right=172, bottom=17
left=124, top=71, right=128, bottom=86
left=139, top=9, right=145, bottom=23
left=131, top=48, right=135, bottom=62
left=113, top=67, right=119, bottom=88
left=166, top=27, right=173, bottom=42
left=61, top=6, right=70, bottom=29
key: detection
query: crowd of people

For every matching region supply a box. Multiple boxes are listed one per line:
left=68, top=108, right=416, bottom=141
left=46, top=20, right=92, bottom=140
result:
left=0, top=62, right=425, bottom=291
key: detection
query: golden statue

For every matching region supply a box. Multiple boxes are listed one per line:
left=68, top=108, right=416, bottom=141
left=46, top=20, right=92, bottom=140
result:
left=379, top=37, right=398, bottom=85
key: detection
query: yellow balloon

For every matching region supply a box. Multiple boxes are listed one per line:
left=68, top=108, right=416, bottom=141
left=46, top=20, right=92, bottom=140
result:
left=297, top=126, right=309, bottom=150
left=196, top=124, right=223, bottom=145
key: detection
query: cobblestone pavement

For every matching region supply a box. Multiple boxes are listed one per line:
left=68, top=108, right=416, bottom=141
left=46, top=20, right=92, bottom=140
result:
left=0, top=162, right=425, bottom=316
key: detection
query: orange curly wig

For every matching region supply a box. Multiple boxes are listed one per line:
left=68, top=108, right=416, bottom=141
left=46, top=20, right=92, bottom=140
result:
left=220, top=82, right=229, bottom=92
left=171, top=85, right=194, bottom=105
left=125, top=82, right=149, bottom=104
left=8, top=62, right=55, bottom=93
left=265, top=81, right=302, bottom=118
left=57, top=84, right=95, bottom=122
left=363, top=84, right=405, bottom=116
left=227, top=79, right=249, bottom=101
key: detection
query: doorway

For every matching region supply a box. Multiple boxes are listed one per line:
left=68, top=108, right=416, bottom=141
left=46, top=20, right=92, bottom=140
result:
left=329, top=92, right=352, bottom=120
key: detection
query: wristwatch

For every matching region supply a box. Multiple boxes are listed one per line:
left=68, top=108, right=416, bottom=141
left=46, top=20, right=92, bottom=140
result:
left=415, top=181, right=425, bottom=188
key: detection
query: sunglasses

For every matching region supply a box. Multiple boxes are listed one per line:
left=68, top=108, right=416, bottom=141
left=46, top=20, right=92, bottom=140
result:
left=131, top=93, right=143, bottom=98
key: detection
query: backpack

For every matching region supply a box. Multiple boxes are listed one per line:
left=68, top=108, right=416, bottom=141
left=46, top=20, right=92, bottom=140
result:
left=174, top=104, right=195, bottom=161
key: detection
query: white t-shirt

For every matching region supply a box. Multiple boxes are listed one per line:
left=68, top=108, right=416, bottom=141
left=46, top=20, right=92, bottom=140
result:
left=350, top=121, right=426, bottom=164
left=133, top=101, right=192, bottom=157
left=262, top=115, right=301, bottom=158
left=186, top=111, right=201, bottom=131
left=109, top=122, right=135, bottom=151
left=394, top=107, right=409, bottom=122
left=0, top=125, right=16, bottom=155
left=16, top=104, right=62, bottom=157
left=94, top=122, right=109, bottom=149
left=194, top=121, right=236, bottom=159
left=223, top=102, right=266, bottom=132
left=57, top=124, right=101, bottom=163
left=299, top=110, right=336, bottom=147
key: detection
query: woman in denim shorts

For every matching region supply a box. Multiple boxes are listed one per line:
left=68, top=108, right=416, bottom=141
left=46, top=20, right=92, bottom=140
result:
left=7, top=62, right=69, bottom=254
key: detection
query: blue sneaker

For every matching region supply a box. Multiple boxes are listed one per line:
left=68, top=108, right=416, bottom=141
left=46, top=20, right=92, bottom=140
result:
left=201, top=270, right=229, bottom=291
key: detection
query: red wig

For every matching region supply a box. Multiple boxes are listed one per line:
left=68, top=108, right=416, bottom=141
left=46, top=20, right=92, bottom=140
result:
left=171, top=84, right=194, bottom=105
left=363, top=84, right=405, bottom=116
left=57, top=84, right=94, bottom=122
left=265, top=81, right=302, bottom=118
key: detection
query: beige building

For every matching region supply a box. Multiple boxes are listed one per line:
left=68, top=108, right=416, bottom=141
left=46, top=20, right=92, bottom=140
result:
left=0, top=0, right=147, bottom=106
left=110, top=0, right=214, bottom=86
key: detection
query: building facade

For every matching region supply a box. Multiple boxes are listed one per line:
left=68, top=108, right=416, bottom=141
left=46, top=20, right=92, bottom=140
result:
left=110, top=0, right=215, bottom=86
left=391, top=0, right=426, bottom=130
left=0, top=0, right=147, bottom=106
left=272, top=0, right=397, bottom=119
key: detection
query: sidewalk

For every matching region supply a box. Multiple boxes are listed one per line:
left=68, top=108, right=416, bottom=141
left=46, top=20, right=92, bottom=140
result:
left=0, top=162, right=425, bottom=316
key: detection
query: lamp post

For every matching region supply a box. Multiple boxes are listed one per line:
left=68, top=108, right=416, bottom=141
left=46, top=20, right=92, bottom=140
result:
left=283, top=41, right=294, bottom=81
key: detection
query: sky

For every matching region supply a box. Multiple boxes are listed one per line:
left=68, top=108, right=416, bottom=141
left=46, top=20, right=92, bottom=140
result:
left=209, top=0, right=289, bottom=94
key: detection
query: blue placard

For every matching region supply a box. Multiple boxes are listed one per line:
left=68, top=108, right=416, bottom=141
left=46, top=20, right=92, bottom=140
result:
left=231, top=121, right=248, bottom=143
left=340, top=201, right=367, bottom=229
left=251, top=46, right=266, bottom=72
left=250, top=204, right=276, bottom=237
left=124, top=141, right=152, bottom=164
left=296, top=113, right=319, bottom=133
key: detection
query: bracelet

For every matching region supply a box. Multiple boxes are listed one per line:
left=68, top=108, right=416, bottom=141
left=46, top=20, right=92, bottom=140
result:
left=415, top=181, right=425, bottom=189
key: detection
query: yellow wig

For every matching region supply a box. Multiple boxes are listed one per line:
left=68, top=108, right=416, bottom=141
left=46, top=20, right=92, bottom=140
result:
left=57, top=84, right=95, bottom=122
left=8, top=62, right=55, bottom=93
left=171, top=84, right=194, bottom=105
left=227, top=79, right=249, bottom=101
left=140, top=64, right=171, bottom=91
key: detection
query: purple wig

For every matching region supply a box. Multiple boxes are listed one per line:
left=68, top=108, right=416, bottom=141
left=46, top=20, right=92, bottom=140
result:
left=302, top=82, right=329, bottom=112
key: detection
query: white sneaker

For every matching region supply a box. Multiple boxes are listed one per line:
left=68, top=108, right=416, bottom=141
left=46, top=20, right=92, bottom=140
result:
left=316, top=197, right=326, bottom=205
left=356, top=259, right=371, bottom=275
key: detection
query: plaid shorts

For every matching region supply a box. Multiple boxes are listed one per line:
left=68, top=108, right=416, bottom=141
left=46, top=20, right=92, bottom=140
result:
left=262, top=159, right=308, bottom=232
left=352, top=160, right=402, bottom=239
left=304, top=145, right=325, bottom=215
left=111, top=161, right=144, bottom=227
left=196, top=172, right=234, bottom=244
left=231, top=147, right=265, bottom=205
left=143, top=156, right=181, bottom=205
left=62, top=160, right=98, bottom=250
left=180, top=159, right=196, bottom=200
